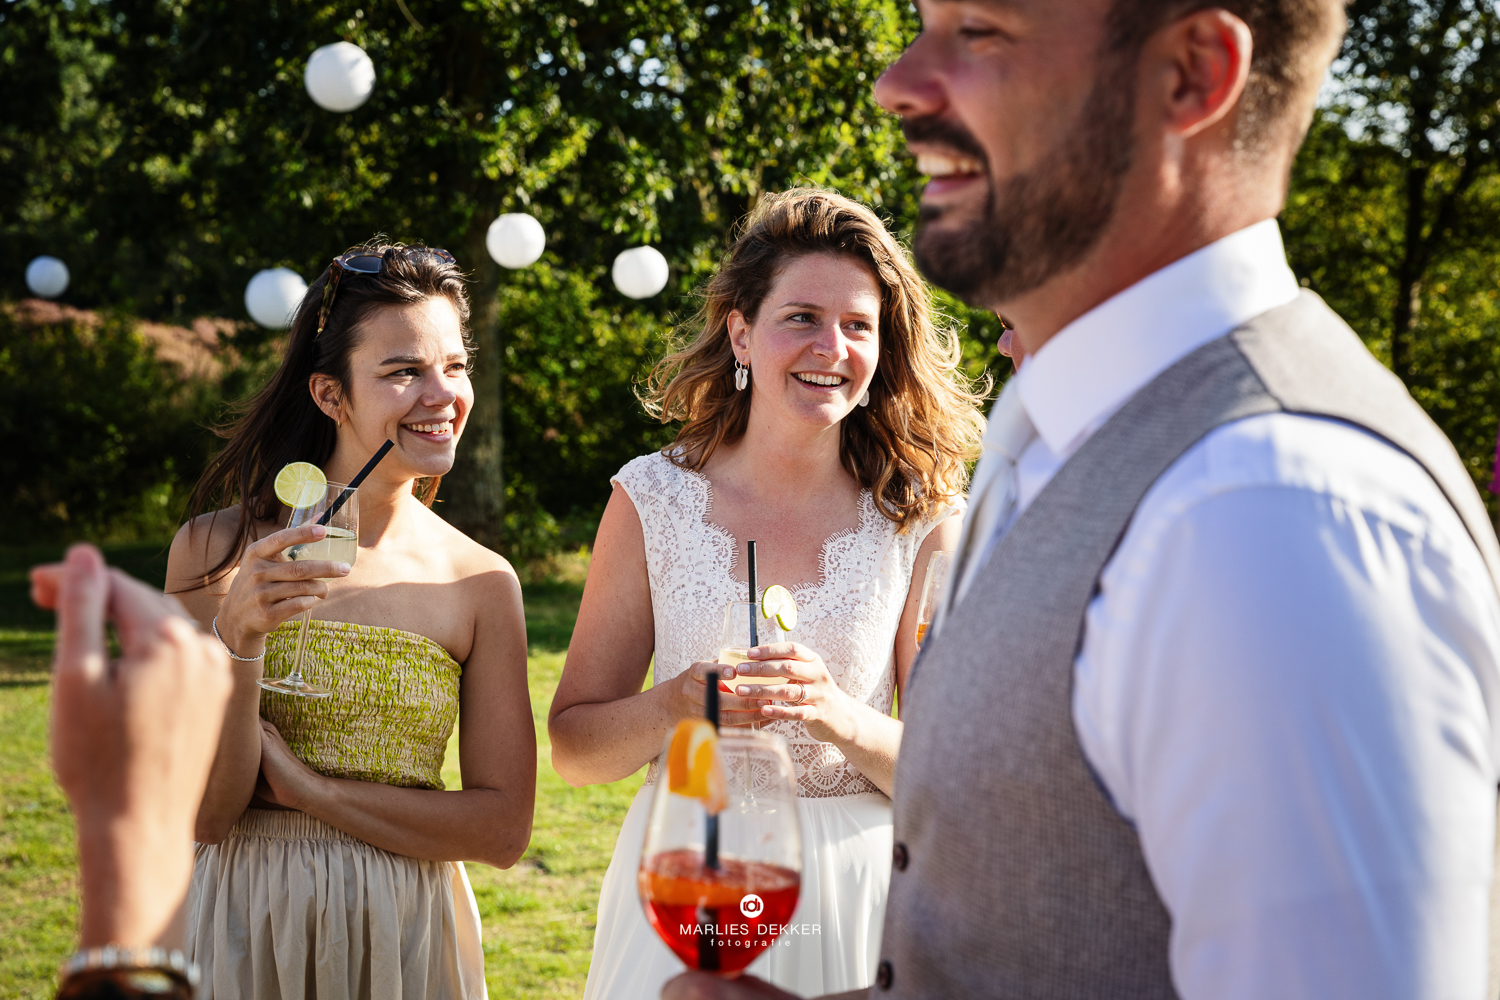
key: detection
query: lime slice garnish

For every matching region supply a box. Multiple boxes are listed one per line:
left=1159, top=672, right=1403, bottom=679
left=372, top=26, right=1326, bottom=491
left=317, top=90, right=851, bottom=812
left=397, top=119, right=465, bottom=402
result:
left=761, top=584, right=797, bottom=631
left=274, top=462, right=327, bottom=509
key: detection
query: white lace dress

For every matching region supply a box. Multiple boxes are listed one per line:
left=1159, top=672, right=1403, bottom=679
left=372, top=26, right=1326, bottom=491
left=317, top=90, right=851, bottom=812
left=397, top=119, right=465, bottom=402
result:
left=583, top=452, right=960, bottom=999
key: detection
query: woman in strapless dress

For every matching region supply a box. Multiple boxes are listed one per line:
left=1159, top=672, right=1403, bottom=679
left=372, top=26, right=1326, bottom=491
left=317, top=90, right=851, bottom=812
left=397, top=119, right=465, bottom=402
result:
left=166, top=243, right=535, bottom=1000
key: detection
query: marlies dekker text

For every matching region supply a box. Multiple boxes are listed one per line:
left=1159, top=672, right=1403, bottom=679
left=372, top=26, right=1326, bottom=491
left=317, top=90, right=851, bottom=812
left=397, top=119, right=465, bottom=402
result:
left=682, top=922, right=822, bottom=944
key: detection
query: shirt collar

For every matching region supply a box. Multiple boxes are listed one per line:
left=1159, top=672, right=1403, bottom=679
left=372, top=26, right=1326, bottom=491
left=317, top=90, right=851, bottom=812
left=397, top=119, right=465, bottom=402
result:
left=1013, top=219, right=1301, bottom=458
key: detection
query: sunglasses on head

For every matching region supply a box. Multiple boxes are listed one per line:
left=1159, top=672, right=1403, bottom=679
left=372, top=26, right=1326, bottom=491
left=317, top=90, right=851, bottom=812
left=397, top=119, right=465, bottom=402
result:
left=316, top=246, right=457, bottom=335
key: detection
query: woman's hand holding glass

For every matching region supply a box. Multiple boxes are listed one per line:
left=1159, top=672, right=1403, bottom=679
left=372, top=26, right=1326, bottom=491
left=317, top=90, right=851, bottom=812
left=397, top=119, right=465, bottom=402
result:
left=672, top=662, right=771, bottom=729
left=729, top=644, right=856, bottom=745
left=213, top=522, right=352, bottom=659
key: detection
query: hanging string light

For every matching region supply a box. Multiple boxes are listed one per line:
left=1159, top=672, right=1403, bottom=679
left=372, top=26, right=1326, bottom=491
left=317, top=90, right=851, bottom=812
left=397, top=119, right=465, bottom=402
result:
left=244, top=268, right=308, bottom=328
left=486, top=213, right=547, bottom=269
left=304, top=42, right=376, bottom=112
left=25, top=256, right=70, bottom=299
left=612, top=246, right=670, bottom=299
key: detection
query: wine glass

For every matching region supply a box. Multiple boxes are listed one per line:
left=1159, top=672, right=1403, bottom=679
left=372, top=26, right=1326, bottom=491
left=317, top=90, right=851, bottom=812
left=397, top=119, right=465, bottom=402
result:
left=718, top=600, right=788, bottom=728
left=638, top=728, right=803, bottom=975
left=257, top=482, right=358, bottom=698
left=916, top=550, right=952, bottom=648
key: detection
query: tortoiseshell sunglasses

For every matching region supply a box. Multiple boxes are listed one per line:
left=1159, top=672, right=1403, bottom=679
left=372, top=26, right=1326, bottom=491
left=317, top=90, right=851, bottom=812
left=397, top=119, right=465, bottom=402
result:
left=316, top=246, right=457, bottom=335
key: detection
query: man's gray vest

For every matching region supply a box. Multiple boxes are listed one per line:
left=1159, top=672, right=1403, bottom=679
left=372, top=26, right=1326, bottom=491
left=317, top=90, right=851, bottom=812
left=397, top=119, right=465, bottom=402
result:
left=881, top=292, right=1500, bottom=998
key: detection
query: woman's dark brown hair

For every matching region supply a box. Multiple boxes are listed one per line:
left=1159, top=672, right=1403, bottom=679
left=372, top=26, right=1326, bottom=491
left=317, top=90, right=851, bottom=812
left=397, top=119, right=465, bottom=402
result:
left=643, top=189, right=987, bottom=530
left=179, top=241, right=470, bottom=588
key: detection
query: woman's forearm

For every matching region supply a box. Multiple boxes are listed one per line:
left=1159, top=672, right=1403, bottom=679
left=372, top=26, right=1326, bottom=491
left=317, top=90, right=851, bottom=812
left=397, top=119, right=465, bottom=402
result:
left=193, top=659, right=266, bottom=843
left=549, top=682, right=685, bottom=787
left=827, top=704, right=902, bottom=797
left=292, top=778, right=533, bottom=868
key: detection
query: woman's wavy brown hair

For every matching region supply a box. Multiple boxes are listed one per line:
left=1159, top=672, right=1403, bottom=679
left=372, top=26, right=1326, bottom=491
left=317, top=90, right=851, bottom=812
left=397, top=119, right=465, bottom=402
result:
left=643, top=189, right=987, bottom=531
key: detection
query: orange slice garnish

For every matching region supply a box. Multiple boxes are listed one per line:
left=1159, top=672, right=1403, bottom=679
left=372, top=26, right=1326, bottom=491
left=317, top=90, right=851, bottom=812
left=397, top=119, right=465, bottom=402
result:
left=667, top=718, right=728, bottom=814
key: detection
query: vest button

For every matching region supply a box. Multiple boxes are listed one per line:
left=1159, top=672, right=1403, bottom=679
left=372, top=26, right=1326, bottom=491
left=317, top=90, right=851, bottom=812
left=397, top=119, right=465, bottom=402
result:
left=892, top=842, right=909, bottom=871
left=876, top=959, right=894, bottom=990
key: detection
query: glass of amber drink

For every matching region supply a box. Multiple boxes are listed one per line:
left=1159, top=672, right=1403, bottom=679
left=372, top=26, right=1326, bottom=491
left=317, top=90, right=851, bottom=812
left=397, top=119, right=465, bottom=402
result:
left=915, top=550, right=952, bottom=648
left=638, top=728, right=802, bottom=975
left=717, top=599, right=789, bottom=714
left=258, top=482, right=358, bottom=698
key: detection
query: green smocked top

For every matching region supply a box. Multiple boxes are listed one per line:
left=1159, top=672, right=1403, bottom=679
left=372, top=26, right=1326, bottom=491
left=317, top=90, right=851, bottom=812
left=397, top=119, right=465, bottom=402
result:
left=260, top=620, right=461, bottom=791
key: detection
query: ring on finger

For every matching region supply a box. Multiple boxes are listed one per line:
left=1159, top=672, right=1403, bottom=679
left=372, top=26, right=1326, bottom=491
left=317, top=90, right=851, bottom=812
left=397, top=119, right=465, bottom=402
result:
left=788, top=682, right=807, bottom=705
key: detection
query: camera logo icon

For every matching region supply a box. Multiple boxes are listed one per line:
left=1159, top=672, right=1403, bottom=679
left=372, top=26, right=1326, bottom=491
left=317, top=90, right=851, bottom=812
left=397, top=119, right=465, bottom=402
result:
left=740, top=893, right=765, bottom=918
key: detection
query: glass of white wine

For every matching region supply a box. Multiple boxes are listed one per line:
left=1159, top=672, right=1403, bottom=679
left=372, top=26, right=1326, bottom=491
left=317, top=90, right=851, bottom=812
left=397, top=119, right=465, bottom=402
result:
left=258, top=482, right=359, bottom=698
left=718, top=600, right=788, bottom=729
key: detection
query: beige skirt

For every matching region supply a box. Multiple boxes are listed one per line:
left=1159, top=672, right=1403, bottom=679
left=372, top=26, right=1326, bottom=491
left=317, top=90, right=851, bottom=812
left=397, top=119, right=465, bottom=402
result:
left=186, top=809, right=487, bottom=1000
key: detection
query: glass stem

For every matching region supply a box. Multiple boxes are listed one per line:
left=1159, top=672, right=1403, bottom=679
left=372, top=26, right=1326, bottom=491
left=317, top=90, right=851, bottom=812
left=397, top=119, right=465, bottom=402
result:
left=288, top=608, right=312, bottom=682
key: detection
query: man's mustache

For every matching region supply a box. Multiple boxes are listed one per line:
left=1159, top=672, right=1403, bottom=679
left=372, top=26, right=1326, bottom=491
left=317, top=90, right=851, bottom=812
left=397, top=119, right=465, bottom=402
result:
left=900, top=115, right=990, bottom=165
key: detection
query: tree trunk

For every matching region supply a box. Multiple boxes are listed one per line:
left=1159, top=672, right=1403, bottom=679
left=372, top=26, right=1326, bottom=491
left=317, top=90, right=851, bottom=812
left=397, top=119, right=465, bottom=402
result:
left=440, top=218, right=506, bottom=549
left=1390, top=162, right=1430, bottom=387
left=1390, top=273, right=1422, bottom=386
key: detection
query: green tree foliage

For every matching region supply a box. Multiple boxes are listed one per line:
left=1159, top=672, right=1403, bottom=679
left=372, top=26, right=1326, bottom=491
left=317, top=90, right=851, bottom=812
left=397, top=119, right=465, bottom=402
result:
left=1282, top=0, right=1500, bottom=500
left=4, top=0, right=986, bottom=557
left=11, top=2, right=1499, bottom=546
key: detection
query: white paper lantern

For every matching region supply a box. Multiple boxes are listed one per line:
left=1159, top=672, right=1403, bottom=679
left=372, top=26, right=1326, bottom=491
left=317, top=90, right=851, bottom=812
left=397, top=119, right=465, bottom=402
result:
left=25, top=256, right=69, bottom=299
left=245, top=268, right=308, bottom=329
left=612, top=246, right=670, bottom=299
left=304, top=42, right=375, bottom=112
left=486, top=213, right=546, bottom=269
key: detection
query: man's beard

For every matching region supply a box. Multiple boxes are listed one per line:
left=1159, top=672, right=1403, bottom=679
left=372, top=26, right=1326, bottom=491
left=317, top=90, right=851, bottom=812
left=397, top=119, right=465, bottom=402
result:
left=909, top=59, right=1137, bottom=307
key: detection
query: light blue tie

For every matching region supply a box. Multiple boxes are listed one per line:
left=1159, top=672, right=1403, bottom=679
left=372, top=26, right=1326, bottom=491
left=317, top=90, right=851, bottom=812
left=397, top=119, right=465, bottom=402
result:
left=941, top=380, right=1038, bottom=620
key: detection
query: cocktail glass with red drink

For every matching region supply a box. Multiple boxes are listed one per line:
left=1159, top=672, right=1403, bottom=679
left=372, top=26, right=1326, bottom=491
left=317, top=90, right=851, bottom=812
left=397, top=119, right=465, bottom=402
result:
left=638, top=727, right=802, bottom=975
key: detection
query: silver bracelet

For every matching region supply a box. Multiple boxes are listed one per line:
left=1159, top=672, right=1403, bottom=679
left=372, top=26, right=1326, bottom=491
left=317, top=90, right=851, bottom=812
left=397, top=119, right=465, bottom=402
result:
left=212, top=616, right=264, bottom=662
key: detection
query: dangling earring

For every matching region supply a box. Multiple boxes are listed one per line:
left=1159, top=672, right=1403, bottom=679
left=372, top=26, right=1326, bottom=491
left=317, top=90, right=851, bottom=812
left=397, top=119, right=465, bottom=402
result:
left=858, top=388, right=871, bottom=407
left=734, top=360, right=749, bottom=391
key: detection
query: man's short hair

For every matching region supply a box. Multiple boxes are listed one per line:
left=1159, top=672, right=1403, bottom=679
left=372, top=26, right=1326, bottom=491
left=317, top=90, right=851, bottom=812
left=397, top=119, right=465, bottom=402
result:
left=1106, top=0, right=1347, bottom=155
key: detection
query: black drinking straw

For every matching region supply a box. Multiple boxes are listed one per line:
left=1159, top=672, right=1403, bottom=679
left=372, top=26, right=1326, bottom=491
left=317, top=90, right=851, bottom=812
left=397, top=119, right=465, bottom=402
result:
left=318, top=439, right=394, bottom=526
left=700, top=669, right=721, bottom=968
left=704, top=675, right=721, bottom=871
left=747, top=540, right=759, bottom=648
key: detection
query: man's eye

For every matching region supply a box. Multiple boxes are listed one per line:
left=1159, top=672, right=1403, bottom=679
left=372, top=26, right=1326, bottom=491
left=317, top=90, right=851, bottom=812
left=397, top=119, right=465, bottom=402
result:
left=958, top=23, right=1003, bottom=40
left=388, top=368, right=419, bottom=378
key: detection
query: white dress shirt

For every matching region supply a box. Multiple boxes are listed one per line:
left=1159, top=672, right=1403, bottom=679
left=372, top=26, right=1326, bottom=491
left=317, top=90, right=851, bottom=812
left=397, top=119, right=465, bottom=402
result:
left=985, top=219, right=1500, bottom=998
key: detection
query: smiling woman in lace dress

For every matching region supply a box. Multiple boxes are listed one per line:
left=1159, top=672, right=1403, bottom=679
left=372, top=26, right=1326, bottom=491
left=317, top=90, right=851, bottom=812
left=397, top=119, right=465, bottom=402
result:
left=549, top=190, right=986, bottom=999
left=165, top=244, right=535, bottom=1000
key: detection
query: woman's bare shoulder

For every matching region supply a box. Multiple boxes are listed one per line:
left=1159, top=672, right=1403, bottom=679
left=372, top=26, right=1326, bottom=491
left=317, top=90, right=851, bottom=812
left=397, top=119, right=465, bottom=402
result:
left=167, top=505, right=275, bottom=593
left=411, top=501, right=520, bottom=594
left=168, top=506, right=244, bottom=589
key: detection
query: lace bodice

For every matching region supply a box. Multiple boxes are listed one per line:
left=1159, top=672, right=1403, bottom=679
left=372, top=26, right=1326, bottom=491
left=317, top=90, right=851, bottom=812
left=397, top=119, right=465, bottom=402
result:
left=616, top=451, right=959, bottom=798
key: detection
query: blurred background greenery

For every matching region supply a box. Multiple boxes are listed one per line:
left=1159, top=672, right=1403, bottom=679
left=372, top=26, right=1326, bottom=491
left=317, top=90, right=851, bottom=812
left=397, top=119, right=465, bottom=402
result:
left=1, top=0, right=1497, bottom=556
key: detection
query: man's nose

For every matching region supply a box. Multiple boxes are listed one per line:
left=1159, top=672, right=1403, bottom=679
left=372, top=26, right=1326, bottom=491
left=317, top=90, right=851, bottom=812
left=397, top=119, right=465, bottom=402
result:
left=875, top=33, right=945, bottom=118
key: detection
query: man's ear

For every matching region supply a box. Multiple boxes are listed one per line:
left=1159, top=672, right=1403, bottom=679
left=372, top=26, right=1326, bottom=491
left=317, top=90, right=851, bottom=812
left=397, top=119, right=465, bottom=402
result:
left=308, top=373, right=344, bottom=425
left=1151, top=8, right=1253, bottom=140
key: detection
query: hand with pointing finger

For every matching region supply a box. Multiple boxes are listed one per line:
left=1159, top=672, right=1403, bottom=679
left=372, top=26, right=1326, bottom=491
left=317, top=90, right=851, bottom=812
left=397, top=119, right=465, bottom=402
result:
left=30, top=544, right=232, bottom=950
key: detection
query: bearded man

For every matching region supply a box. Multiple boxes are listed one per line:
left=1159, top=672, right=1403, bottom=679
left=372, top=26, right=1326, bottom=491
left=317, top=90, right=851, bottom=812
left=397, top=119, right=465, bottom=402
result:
left=667, top=1, right=1500, bottom=998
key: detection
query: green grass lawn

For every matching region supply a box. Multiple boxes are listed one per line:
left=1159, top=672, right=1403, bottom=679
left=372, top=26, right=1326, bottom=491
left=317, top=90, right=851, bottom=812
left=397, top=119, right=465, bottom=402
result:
left=0, top=543, right=640, bottom=999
